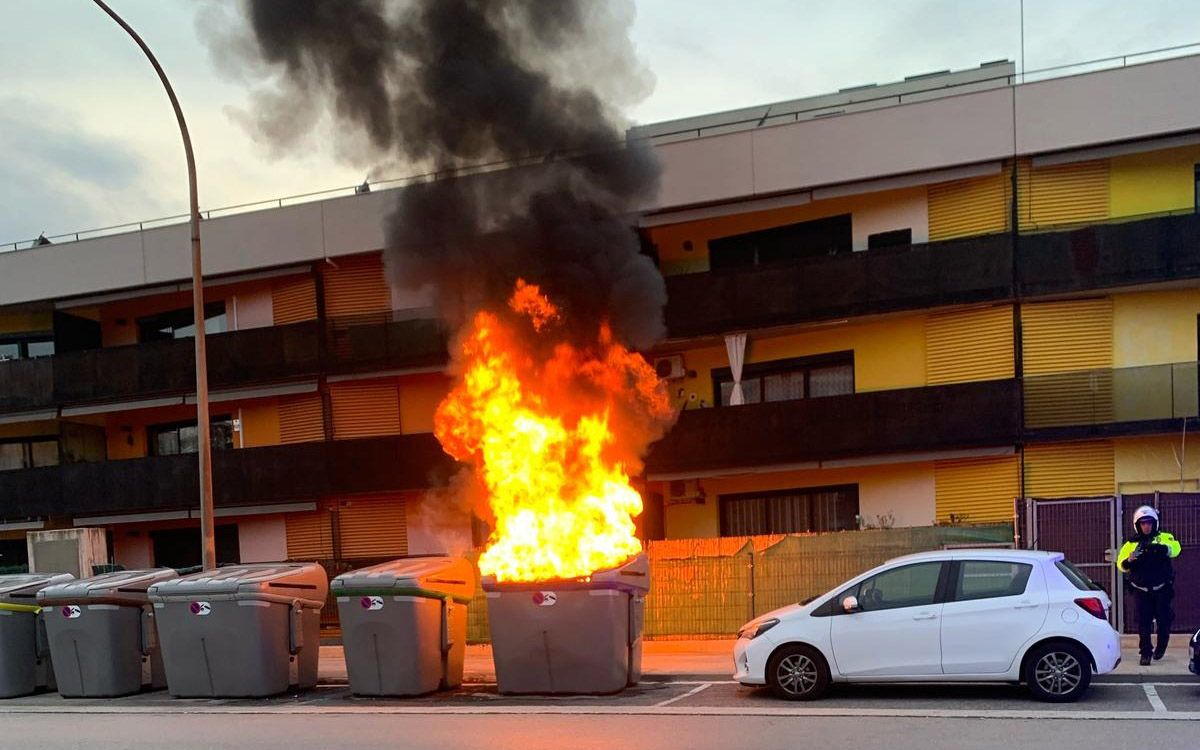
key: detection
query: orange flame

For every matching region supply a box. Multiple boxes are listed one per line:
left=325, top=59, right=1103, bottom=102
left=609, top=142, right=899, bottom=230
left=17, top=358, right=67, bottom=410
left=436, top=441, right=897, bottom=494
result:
left=435, top=279, right=672, bottom=582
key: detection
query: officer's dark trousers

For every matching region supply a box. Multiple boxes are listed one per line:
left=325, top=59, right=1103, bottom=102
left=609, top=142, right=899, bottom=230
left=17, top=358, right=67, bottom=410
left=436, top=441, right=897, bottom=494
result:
left=1134, top=585, right=1174, bottom=656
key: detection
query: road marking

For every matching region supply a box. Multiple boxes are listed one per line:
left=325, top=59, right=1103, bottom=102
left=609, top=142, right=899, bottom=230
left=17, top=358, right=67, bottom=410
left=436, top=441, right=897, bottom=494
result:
left=655, top=683, right=712, bottom=707
left=1143, top=684, right=1168, bottom=713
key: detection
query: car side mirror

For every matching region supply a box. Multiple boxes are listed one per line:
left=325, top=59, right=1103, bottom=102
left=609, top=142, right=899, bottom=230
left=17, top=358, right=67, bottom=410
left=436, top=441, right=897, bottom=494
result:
left=842, top=595, right=861, bottom=613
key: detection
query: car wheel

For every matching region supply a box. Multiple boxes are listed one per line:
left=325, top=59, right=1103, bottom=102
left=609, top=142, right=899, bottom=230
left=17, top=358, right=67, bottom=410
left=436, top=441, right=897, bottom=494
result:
left=1025, top=642, right=1091, bottom=703
left=766, top=644, right=830, bottom=701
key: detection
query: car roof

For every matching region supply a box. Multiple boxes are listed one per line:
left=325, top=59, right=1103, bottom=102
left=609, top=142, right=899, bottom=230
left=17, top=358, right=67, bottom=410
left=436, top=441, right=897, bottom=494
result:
left=883, top=548, right=1062, bottom=565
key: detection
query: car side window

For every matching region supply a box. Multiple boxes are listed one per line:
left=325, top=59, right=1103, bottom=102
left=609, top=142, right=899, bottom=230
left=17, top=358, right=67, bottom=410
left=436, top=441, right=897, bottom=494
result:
left=954, top=561, right=1032, bottom=602
left=853, top=562, right=943, bottom=612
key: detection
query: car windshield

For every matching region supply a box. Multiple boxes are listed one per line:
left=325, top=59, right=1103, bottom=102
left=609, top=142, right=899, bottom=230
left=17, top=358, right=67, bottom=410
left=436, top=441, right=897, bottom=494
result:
left=1056, top=559, right=1104, bottom=591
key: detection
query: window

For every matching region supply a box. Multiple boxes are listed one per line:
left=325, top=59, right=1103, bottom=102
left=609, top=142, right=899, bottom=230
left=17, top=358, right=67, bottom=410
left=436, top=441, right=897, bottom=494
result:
left=953, top=561, right=1032, bottom=601
left=709, top=214, right=852, bottom=270
left=137, top=302, right=227, bottom=342
left=151, top=525, right=241, bottom=569
left=148, top=416, right=235, bottom=456
left=867, top=228, right=913, bottom=250
left=851, top=562, right=944, bottom=612
left=1056, top=559, right=1104, bottom=592
left=720, top=484, right=859, bottom=536
left=0, top=334, right=55, bottom=361
left=714, top=352, right=854, bottom=406
left=0, top=438, right=60, bottom=472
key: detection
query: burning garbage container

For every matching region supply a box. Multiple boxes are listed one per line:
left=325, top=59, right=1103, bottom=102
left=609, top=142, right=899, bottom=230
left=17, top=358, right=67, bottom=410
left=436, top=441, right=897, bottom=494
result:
left=333, top=556, right=475, bottom=696
left=483, top=553, right=648, bottom=695
left=0, top=573, right=74, bottom=698
left=37, top=568, right=177, bottom=697
left=148, top=563, right=328, bottom=698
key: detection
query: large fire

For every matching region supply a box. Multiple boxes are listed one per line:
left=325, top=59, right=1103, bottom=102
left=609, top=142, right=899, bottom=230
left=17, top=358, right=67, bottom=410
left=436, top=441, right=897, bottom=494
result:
left=434, top=280, right=672, bottom=582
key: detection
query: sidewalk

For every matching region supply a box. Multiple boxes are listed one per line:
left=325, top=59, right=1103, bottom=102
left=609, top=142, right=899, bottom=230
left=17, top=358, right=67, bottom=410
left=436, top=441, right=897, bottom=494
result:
left=317, top=635, right=1194, bottom=684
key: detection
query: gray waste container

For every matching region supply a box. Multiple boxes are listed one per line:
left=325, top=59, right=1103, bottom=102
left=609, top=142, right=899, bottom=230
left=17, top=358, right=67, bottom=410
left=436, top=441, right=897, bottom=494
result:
left=148, top=563, right=328, bottom=698
left=37, top=568, right=178, bottom=697
left=0, top=573, right=74, bottom=698
left=483, top=553, right=648, bottom=695
left=333, top=556, right=475, bottom=696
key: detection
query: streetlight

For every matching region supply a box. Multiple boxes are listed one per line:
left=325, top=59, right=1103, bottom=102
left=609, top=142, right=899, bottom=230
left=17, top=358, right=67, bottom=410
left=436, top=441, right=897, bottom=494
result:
left=92, top=0, right=216, bottom=570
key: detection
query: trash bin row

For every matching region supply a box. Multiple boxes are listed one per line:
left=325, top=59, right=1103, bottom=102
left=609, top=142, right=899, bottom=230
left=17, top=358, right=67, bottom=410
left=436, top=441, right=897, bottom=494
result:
left=0, top=553, right=649, bottom=699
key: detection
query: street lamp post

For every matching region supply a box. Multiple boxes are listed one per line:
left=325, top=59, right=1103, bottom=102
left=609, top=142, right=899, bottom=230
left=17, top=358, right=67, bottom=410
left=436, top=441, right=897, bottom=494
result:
left=92, top=0, right=216, bottom=570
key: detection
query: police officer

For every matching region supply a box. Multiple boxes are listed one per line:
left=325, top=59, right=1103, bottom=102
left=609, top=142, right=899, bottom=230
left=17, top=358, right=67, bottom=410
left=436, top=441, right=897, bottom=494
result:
left=1116, top=506, right=1182, bottom=665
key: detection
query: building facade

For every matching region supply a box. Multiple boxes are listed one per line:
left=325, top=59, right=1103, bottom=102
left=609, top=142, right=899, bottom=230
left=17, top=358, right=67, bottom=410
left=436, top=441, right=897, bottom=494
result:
left=4, top=56, right=1200, bottom=571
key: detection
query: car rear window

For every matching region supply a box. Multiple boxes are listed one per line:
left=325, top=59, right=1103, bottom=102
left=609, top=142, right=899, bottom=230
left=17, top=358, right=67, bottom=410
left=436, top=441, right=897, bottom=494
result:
left=1055, top=560, right=1102, bottom=591
left=954, top=561, right=1032, bottom=601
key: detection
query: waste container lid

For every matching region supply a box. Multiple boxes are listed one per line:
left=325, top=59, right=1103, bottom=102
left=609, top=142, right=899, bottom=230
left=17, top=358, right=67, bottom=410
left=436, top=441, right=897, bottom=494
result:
left=0, top=573, right=75, bottom=602
left=37, top=568, right=177, bottom=606
left=332, top=556, right=475, bottom=602
left=481, top=552, right=649, bottom=593
left=147, top=562, right=329, bottom=604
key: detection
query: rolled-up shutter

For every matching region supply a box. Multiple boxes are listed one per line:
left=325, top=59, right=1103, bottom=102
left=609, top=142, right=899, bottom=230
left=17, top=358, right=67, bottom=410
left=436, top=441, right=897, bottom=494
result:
left=926, top=305, right=1014, bottom=385
left=927, top=170, right=1010, bottom=241
left=279, top=392, right=325, bottom=444
left=1022, top=298, right=1113, bottom=428
left=1023, top=441, right=1114, bottom=498
left=323, top=253, right=391, bottom=321
left=935, top=455, right=1020, bottom=524
left=336, top=493, right=409, bottom=558
left=286, top=510, right=334, bottom=560
left=330, top=380, right=401, bottom=438
left=271, top=275, right=318, bottom=325
left=1017, top=159, right=1109, bottom=231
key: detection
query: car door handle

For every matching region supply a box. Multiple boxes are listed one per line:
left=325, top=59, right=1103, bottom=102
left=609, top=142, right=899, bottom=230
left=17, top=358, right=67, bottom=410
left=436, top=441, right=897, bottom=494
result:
left=1013, top=602, right=1040, bottom=609
left=912, top=613, right=937, bottom=620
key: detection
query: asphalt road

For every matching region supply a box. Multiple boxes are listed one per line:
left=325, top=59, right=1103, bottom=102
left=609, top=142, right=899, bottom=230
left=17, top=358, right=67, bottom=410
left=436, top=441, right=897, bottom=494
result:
left=3, top=679, right=1198, bottom=749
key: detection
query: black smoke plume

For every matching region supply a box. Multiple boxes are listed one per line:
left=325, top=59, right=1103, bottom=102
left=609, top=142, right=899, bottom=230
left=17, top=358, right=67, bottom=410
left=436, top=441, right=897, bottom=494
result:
left=228, top=0, right=665, bottom=349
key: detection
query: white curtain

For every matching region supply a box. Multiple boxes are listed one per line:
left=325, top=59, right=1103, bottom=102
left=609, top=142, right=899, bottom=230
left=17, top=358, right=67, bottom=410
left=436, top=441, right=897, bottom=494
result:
left=724, top=332, right=748, bottom=406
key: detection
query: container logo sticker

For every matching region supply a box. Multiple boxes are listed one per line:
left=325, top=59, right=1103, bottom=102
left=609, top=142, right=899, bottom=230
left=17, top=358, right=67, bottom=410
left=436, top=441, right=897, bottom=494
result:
left=61, top=605, right=82, bottom=619
left=533, top=591, right=558, bottom=607
left=189, top=601, right=212, bottom=616
left=361, top=596, right=384, bottom=611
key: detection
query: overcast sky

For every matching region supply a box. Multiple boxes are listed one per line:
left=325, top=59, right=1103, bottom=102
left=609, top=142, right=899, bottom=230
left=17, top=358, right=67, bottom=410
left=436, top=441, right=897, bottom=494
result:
left=2, top=0, right=1199, bottom=248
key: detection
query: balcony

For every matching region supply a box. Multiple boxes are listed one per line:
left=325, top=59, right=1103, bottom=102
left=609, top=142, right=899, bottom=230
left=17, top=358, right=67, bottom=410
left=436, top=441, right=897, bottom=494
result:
left=1018, top=211, right=1200, bottom=297
left=1023, top=361, right=1200, bottom=440
left=0, top=434, right=458, bottom=520
left=0, top=315, right=450, bottom=417
left=662, top=232, right=1013, bottom=339
left=645, top=378, right=1020, bottom=476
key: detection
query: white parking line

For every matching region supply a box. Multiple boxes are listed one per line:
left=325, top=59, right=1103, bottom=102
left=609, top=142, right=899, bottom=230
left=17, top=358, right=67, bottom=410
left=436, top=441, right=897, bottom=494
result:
left=1143, top=685, right=1168, bottom=712
left=655, top=683, right=712, bottom=707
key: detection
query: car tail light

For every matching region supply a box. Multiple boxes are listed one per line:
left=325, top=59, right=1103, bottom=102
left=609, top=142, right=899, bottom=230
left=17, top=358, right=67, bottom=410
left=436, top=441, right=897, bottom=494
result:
left=1074, top=597, right=1106, bottom=620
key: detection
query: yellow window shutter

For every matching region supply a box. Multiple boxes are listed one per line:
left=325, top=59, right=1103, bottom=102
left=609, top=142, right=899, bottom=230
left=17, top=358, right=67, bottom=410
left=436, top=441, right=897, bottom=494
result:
left=330, top=380, right=402, bottom=439
left=935, top=454, right=1020, bottom=524
left=271, top=275, right=318, bottom=325
left=335, top=493, right=409, bottom=558
left=1023, top=441, right=1114, bottom=498
left=1022, top=298, right=1113, bottom=428
left=925, top=306, right=1014, bottom=385
left=278, top=392, right=325, bottom=444
left=1017, top=158, right=1109, bottom=231
left=927, top=169, right=1011, bottom=241
left=322, top=253, right=392, bottom=320
left=286, top=510, right=334, bottom=560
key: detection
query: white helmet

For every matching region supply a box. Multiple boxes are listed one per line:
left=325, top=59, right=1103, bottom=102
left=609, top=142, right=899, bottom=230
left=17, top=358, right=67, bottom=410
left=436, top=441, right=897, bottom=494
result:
left=1133, top=505, right=1159, bottom=533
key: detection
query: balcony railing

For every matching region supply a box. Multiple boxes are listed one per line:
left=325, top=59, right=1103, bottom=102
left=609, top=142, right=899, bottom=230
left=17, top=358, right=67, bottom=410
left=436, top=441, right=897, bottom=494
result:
left=0, top=434, right=457, bottom=520
left=1024, top=361, right=1200, bottom=437
left=645, top=378, right=1020, bottom=476
left=662, top=232, right=1013, bottom=339
left=1019, top=212, right=1200, bottom=297
left=0, top=315, right=450, bottom=416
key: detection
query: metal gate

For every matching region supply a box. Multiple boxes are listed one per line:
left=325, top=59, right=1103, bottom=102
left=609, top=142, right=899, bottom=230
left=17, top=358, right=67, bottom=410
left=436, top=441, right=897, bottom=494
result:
left=1021, top=493, right=1200, bottom=633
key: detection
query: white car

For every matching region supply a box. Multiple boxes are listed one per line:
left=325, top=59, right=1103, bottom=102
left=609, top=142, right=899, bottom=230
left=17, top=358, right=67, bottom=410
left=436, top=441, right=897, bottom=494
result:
left=733, top=549, right=1120, bottom=702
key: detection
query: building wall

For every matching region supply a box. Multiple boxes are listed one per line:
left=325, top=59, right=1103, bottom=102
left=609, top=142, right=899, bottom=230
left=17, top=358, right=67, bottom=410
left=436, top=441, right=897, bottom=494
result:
left=112, top=529, right=153, bottom=569
left=237, top=515, right=288, bottom=562
left=231, top=282, right=274, bottom=330
left=1109, top=143, right=1200, bottom=218
left=239, top=401, right=282, bottom=448
left=668, top=313, right=926, bottom=409
left=1113, top=289, right=1200, bottom=367
left=398, top=373, right=450, bottom=435
left=660, top=462, right=935, bottom=539
left=1114, top=435, right=1200, bottom=493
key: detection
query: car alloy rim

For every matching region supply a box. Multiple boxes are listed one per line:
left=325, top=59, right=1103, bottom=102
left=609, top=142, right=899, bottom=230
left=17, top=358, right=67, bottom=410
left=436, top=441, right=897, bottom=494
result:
left=777, top=653, right=818, bottom=695
left=1035, top=651, right=1082, bottom=695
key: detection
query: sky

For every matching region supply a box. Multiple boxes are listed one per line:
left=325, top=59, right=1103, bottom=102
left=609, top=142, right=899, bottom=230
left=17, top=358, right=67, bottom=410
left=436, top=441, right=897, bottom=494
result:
left=2, top=0, right=1200, bottom=249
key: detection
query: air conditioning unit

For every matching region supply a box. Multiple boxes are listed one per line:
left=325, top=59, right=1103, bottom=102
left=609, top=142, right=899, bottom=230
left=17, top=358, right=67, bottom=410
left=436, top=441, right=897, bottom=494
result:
left=665, top=479, right=705, bottom=506
left=27, top=528, right=109, bottom=578
left=654, top=354, right=687, bottom=380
